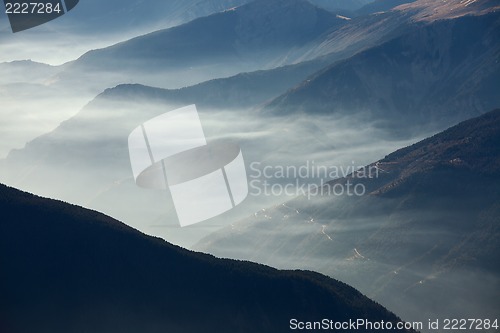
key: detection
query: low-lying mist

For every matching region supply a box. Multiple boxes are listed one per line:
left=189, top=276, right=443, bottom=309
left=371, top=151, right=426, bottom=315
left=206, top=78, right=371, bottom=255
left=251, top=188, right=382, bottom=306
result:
left=0, top=94, right=422, bottom=247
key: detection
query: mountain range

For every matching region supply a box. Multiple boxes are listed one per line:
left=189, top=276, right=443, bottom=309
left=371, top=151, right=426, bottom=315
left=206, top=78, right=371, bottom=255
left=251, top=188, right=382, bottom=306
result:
left=4, top=0, right=491, bottom=158
left=1, top=0, right=499, bottom=330
left=56, top=0, right=348, bottom=89
left=1, top=0, right=499, bottom=247
left=265, top=11, right=500, bottom=136
left=0, top=0, right=376, bottom=157
left=0, top=0, right=347, bottom=157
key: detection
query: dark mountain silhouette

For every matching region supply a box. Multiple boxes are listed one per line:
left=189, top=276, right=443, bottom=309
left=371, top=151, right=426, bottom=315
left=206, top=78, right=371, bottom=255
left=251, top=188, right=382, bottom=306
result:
left=0, top=183, right=415, bottom=333
left=1, top=1, right=498, bottom=330
left=195, top=109, right=500, bottom=325
left=265, top=11, right=500, bottom=136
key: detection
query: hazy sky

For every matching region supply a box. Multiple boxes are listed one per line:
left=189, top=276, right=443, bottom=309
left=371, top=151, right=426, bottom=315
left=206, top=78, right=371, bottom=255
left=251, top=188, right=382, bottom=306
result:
left=0, top=10, right=143, bottom=65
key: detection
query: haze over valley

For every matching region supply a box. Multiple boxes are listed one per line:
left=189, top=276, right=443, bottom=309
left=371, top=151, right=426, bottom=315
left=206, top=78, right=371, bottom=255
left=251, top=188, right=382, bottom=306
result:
left=1, top=0, right=499, bottom=331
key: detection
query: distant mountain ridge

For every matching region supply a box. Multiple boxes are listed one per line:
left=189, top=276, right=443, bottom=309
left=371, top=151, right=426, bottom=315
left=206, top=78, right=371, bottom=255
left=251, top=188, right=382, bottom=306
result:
left=265, top=11, right=500, bottom=136
left=61, top=0, right=346, bottom=89
left=0, top=183, right=414, bottom=333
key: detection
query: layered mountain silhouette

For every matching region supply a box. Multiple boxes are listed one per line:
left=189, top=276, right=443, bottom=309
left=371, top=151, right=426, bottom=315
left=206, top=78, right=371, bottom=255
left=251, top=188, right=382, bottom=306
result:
left=2, top=0, right=499, bottom=248
left=0, top=57, right=332, bottom=246
left=0, top=183, right=415, bottom=333
left=59, top=0, right=346, bottom=89
left=0, top=0, right=362, bottom=154
left=1, top=0, right=499, bottom=330
left=195, top=109, right=500, bottom=324
left=0, top=0, right=348, bottom=157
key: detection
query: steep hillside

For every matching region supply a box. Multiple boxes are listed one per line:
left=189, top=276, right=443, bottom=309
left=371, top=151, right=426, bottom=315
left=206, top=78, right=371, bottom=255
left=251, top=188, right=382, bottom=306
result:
left=0, top=183, right=413, bottom=333
left=266, top=12, right=500, bottom=136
